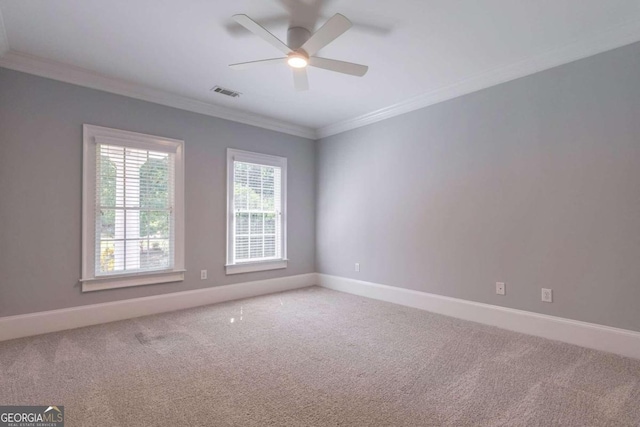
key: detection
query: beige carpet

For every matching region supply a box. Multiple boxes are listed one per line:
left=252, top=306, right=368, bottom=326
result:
left=1, top=286, right=640, bottom=426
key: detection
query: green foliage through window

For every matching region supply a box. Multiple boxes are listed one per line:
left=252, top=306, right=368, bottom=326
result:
left=140, top=157, right=170, bottom=238
left=99, top=155, right=117, bottom=238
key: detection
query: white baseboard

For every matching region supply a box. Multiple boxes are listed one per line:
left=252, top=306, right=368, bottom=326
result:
left=318, top=274, right=640, bottom=360
left=4, top=272, right=640, bottom=360
left=0, top=273, right=316, bottom=342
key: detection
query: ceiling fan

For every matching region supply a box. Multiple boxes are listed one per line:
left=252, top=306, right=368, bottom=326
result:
left=229, top=13, right=368, bottom=91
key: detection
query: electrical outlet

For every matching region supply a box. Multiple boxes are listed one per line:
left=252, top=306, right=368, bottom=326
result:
left=201, top=270, right=207, bottom=280
left=542, top=288, right=553, bottom=303
left=355, top=263, right=360, bottom=272
left=496, top=282, right=506, bottom=296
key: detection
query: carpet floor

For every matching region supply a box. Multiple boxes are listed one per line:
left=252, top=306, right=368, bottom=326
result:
left=1, top=286, right=640, bottom=426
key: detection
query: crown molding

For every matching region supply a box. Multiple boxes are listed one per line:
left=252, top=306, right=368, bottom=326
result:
left=2, top=16, right=640, bottom=141
left=0, top=6, right=9, bottom=57
left=0, top=50, right=316, bottom=139
left=317, top=18, right=640, bottom=139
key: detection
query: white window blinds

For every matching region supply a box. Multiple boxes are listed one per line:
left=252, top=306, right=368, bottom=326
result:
left=233, top=161, right=282, bottom=262
left=95, top=143, right=175, bottom=275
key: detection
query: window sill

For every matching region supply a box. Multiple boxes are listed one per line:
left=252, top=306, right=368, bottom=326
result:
left=225, top=260, right=287, bottom=275
left=81, top=270, right=185, bottom=292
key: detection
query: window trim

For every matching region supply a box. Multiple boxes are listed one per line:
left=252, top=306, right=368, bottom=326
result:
left=226, top=148, right=287, bottom=275
left=81, top=124, right=185, bottom=292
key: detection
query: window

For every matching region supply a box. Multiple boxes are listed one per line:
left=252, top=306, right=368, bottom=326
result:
left=82, top=125, right=184, bottom=291
left=226, top=149, right=287, bottom=274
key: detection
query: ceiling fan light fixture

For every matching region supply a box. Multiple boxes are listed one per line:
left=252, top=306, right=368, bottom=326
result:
left=287, top=54, right=308, bottom=68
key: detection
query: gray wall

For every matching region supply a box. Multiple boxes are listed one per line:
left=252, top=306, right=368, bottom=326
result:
left=316, top=42, right=640, bottom=332
left=0, top=68, right=315, bottom=317
left=2, top=41, right=640, bottom=331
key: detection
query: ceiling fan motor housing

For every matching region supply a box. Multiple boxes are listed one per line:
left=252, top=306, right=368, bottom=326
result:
left=287, top=27, right=311, bottom=51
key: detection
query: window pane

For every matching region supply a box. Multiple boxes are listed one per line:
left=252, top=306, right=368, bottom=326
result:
left=141, top=210, right=170, bottom=239
left=98, top=241, right=117, bottom=273
left=264, top=213, right=276, bottom=234
left=99, top=155, right=118, bottom=208
left=125, top=239, right=141, bottom=270
left=100, top=209, right=116, bottom=239
left=140, top=155, right=169, bottom=209
left=99, top=145, right=125, bottom=208
left=234, top=163, right=248, bottom=210
left=248, top=164, right=262, bottom=210
left=250, top=213, right=263, bottom=234
left=236, top=236, right=249, bottom=260
left=264, top=235, right=276, bottom=258
left=124, top=148, right=144, bottom=208
left=141, top=239, right=171, bottom=270
left=263, top=168, right=275, bottom=211
left=236, top=213, right=249, bottom=235
left=250, top=236, right=263, bottom=259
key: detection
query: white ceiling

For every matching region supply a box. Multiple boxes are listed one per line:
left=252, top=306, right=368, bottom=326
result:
left=1, top=0, right=640, bottom=138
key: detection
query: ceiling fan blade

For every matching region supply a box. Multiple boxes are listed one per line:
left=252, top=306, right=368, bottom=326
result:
left=308, top=57, right=368, bottom=77
left=233, top=14, right=292, bottom=55
left=292, top=68, right=309, bottom=91
left=229, top=57, right=287, bottom=70
left=301, top=13, right=352, bottom=56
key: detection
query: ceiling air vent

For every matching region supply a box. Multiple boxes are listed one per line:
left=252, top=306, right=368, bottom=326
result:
left=211, top=86, right=241, bottom=98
